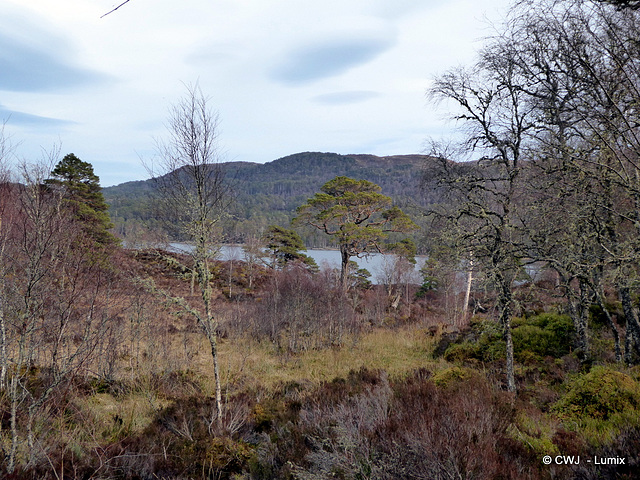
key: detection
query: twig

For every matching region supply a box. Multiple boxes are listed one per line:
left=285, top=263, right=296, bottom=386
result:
left=101, top=0, right=132, bottom=18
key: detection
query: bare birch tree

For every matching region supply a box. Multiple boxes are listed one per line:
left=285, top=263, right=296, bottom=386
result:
left=0, top=154, right=117, bottom=473
left=0, top=123, right=15, bottom=392
left=145, top=84, right=231, bottom=422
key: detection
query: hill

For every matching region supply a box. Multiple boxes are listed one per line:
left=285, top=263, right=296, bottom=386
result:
left=103, top=151, right=440, bottom=246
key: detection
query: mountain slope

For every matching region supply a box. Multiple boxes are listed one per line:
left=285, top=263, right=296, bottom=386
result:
left=104, top=151, right=440, bottom=245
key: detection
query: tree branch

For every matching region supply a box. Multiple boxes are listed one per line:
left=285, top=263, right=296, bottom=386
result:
left=101, top=0, right=132, bottom=18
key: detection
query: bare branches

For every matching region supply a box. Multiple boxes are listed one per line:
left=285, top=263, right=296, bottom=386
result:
left=145, top=84, right=230, bottom=422
left=430, top=0, right=640, bottom=365
left=428, top=8, right=546, bottom=391
left=149, top=84, right=231, bottom=243
left=101, top=0, right=132, bottom=18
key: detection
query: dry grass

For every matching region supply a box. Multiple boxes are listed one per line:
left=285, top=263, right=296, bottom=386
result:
left=181, top=324, right=449, bottom=394
left=73, top=392, right=171, bottom=441
left=115, top=251, right=450, bottom=394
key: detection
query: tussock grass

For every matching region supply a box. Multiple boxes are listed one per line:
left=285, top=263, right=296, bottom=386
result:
left=187, top=324, right=447, bottom=393
left=75, top=392, right=170, bottom=441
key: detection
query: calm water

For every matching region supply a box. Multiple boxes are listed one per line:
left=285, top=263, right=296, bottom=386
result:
left=170, top=243, right=426, bottom=284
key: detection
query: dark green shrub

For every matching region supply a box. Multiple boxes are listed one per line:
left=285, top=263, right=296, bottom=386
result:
left=441, top=313, right=573, bottom=366
left=513, top=325, right=554, bottom=360
left=589, top=302, right=623, bottom=330
left=483, top=338, right=507, bottom=362
left=513, top=313, right=574, bottom=359
left=552, top=366, right=640, bottom=447
left=534, top=313, right=574, bottom=347
left=443, top=341, right=479, bottom=362
left=441, top=319, right=505, bottom=363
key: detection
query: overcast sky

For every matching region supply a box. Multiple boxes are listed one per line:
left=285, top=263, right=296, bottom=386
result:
left=1, top=0, right=511, bottom=186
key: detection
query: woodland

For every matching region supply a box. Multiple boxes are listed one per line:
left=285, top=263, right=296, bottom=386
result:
left=102, top=151, right=433, bottom=249
left=2, top=0, right=640, bottom=479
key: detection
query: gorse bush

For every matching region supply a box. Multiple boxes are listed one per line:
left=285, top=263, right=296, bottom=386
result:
left=553, top=366, right=640, bottom=447
left=554, top=366, right=640, bottom=420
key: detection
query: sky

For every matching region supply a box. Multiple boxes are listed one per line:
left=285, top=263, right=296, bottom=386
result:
left=1, top=0, right=511, bottom=186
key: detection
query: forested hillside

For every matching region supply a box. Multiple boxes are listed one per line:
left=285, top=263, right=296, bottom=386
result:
left=103, top=152, right=438, bottom=246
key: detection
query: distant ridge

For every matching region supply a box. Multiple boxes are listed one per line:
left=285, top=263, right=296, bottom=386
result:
left=103, top=152, right=440, bottom=245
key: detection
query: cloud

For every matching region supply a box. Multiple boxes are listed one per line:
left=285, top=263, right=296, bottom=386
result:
left=312, top=91, right=381, bottom=105
left=187, top=42, right=239, bottom=66
left=0, top=104, right=74, bottom=128
left=0, top=28, right=108, bottom=93
left=370, top=0, right=443, bottom=19
left=270, top=34, right=395, bottom=85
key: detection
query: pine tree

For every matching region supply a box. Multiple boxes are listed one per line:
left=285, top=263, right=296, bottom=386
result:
left=293, top=176, right=416, bottom=290
left=46, top=153, right=117, bottom=246
left=263, top=225, right=317, bottom=270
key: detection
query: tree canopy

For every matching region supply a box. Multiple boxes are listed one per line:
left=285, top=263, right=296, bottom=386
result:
left=293, top=176, right=416, bottom=289
left=46, top=153, right=117, bottom=246
left=263, top=225, right=317, bottom=270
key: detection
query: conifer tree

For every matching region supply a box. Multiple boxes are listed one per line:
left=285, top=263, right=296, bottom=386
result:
left=263, top=225, right=317, bottom=270
left=294, top=176, right=416, bottom=291
left=46, top=153, right=117, bottom=246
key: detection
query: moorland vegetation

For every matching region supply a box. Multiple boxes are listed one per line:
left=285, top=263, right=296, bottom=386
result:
left=2, top=0, right=640, bottom=478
